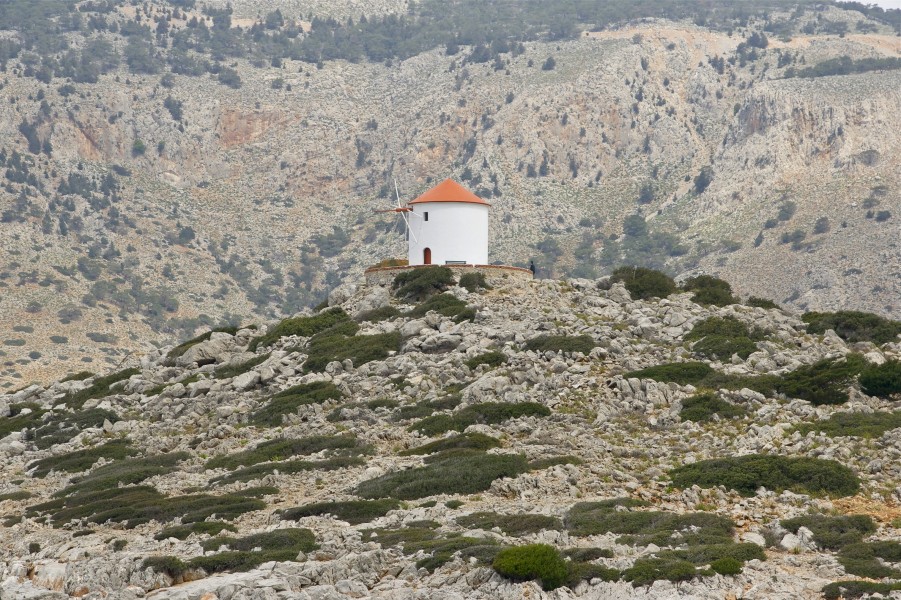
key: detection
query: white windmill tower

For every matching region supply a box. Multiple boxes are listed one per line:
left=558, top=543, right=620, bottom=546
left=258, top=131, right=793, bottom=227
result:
left=374, top=179, right=489, bottom=266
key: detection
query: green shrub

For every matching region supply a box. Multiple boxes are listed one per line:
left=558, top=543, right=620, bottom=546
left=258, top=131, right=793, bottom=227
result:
left=407, top=293, right=472, bottom=322
left=166, top=326, right=240, bottom=360
left=794, top=410, right=901, bottom=438
left=822, top=581, right=901, bottom=600
left=61, top=371, right=93, bottom=382
left=61, top=367, right=140, bottom=409
left=393, top=267, right=455, bottom=300
left=205, top=435, right=359, bottom=470
left=28, top=486, right=266, bottom=529
left=410, top=402, right=550, bottom=436
left=457, top=512, right=562, bottom=536
left=356, top=452, right=529, bottom=500
left=459, top=272, right=490, bottom=293
left=628, top=362, right=715, bottom=385
left=680, top=392, right=745, bottom=422
left=202, top=528, right=317, bottom=553
left=249, top=308, right=351, bottom=351
left=303, top=330, right=401, bottom=373
left=154, top=521, right=237, bottom=541
left=562, top=547, right=613, bottom=561
left=565, top=562, right=620, bottom=587
left=528, top=455, right=584, bottom=470
left=746, top=297, right=780, bottom=310
left=399, top=433, right=501, bottom=456
left=251, top=381, right=343, bottom=426
left=692, top=335, right=758, bottom=361
left=669, top=454, right=860, bottom=497
left=859, top=360, right=901, bottom=398
left=525, top=335, right=595, bottom=354
left=623, top=558, right=697, bottom=586
left=56, top=452, right=189, bottom=496
left=565, top=498, right=651, bottom=536
left=781, top=514, right=875, bottom=550
left=492, top=544, right=569, bottom=591
left=212, top=353, right=270, bottom=380
left=142, top=556, right=188, bottom=579
left=393, top=395, right=463, bottom=422
left=611, top=266, right=676, bottom=300
left=0, top=490, right=31, bottom=501
left=776, top=354, right=866, bottom=406
left=681, top=275, right=736, bottom=306
left=686, top=317, right=762, bottom=360
left=803, top=311, right=901, bottom=345
left=464, top=351, right=507, bottom=370
left=838, top=541, right=901, bottom=578
left=0, top=404, right=47, bottom=439
left=281, top=499, right=400, bottom=524
left=211, top=456, right=365, bottom=485
left=355, top=306, right=401, bottom=323
left=28, top=440, right=137, bottom=477
left=29, top=408, right=121, bottom=450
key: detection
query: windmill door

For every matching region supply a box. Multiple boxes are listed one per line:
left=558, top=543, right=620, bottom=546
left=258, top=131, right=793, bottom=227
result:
left=423, top=248, right=432, bottom=265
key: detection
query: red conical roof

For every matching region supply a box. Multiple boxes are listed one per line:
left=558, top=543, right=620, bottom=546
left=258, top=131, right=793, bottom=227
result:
left=408, top=179, right=490, bottom=206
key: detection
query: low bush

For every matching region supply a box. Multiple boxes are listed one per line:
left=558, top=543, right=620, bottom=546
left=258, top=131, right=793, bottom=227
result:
left=0, top=490, right=32, bottom=501
left=781, top=514, right=875, bottom=550
left=303, top=330, right=401, bottom=373
left=29, top=408, right=121, bottom=450
left=154, top=521, right=237, bottom=541
left=611, top=266, right=676, bottom=300
left=28, top=486, right=266, bottom=529
left=212, top=354, right=270, bottom=380
left=710, top=557, right=742, bottom=575
left=410, top=402, right=550, bottom=436
left=838, top=541, right=901, bottom=578
left=166, top=326, right=240, bottom=360
left=777, top=354, right=866, bottom=406
left=562, top=547, right=614, bottom=561
left=355, top=306, right=400, bottom=323
left=686, top=316, right=764, bottom=361
left=399, top=433, right=501, bottom=456
left=859, top=360, right=901, bottom=398
left=28, top=440, right=137, bottom=477
left=681, top=275, right=736, bottom=307
left=794, top=410, right=901, bottom=438
left=565, top=498, right=651, bottom=536
left=822, top=581, right=901, bottom=600
left=356, top=452, right=529, bottom=500
left=251, top=381, right=343, bottom=426
left=565, top=562, right=620, bottom=587
left=249, top=308, right=351, bottom=351
left=61, top=371, right=93, bottom=382
left=0, top=404, right=47, bottom=438
left=692, top=335, right=758, bottom=361
left=803, top=311, right=901, bottom=345
left=525, top=335, right=595, bottom=355
left=680, top=392, right=745, bottom=422
left=362, top=526, right=501, bottom=571
left=211, top=456, right=365, bottom=485
left=669, top=454, right=860, bottom=497
left=464, top=351, right=507, bottom=370
left=393, top=395, right=463, bottom=422
left=746, top=297, right=780, bottom=310
left=628, top=362, right=716, bottom=385
left=493, top=544, right=569, bottom=591
left=528, top=455, right=584, bottom=470
left=62, top=367, right=140, bottom=409
left=281, top=499, right=400, bottom=525
left=57, top=452, right=190, bottom=496
left=393, top=267, right=455, bottom=300
left=205, top=435, right=359, bottom=470
left=622, top=557, right=697, bottom=586
left=407, top=293, right=473, bottom=322
left=148, top=529, right=317, bottom=577
left=459, top=272, right=490, bottom=293
left=457, top=512, right=562, bottom=536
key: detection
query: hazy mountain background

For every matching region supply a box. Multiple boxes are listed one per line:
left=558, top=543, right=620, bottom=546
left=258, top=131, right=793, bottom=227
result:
left=0, top=0, right=898, bottom=387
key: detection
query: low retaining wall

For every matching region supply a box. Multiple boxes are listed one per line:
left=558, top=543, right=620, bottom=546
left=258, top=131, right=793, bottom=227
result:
left=364, top=264, right=533, bottom=288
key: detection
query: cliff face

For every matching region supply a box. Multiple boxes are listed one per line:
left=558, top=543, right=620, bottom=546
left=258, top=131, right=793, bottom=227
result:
left=0, top=7, right=899, bottom=386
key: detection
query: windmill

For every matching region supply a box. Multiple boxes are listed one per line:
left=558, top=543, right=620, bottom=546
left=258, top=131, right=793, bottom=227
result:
left=374, top=180, right=417, bottom=243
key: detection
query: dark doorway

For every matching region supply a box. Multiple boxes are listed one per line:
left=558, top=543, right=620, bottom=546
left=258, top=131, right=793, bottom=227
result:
left=423, top=248, right=432, bottom=265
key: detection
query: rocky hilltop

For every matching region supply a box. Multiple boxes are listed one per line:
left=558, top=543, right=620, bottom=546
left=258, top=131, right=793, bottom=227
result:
left=0, top=1, right=899, bottom=386
left=2, top=268, right=901, bottom=599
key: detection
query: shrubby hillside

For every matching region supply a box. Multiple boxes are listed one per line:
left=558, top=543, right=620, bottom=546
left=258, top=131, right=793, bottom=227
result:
left=1, top=268, right=901, bottom=598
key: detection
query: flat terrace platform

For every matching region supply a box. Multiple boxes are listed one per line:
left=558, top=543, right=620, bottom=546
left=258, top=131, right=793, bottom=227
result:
left=364, top=264, right=533, bottom=287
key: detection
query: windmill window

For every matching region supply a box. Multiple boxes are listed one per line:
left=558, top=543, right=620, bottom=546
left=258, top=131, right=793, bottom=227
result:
left=424, top=212, right=429, bottom=221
